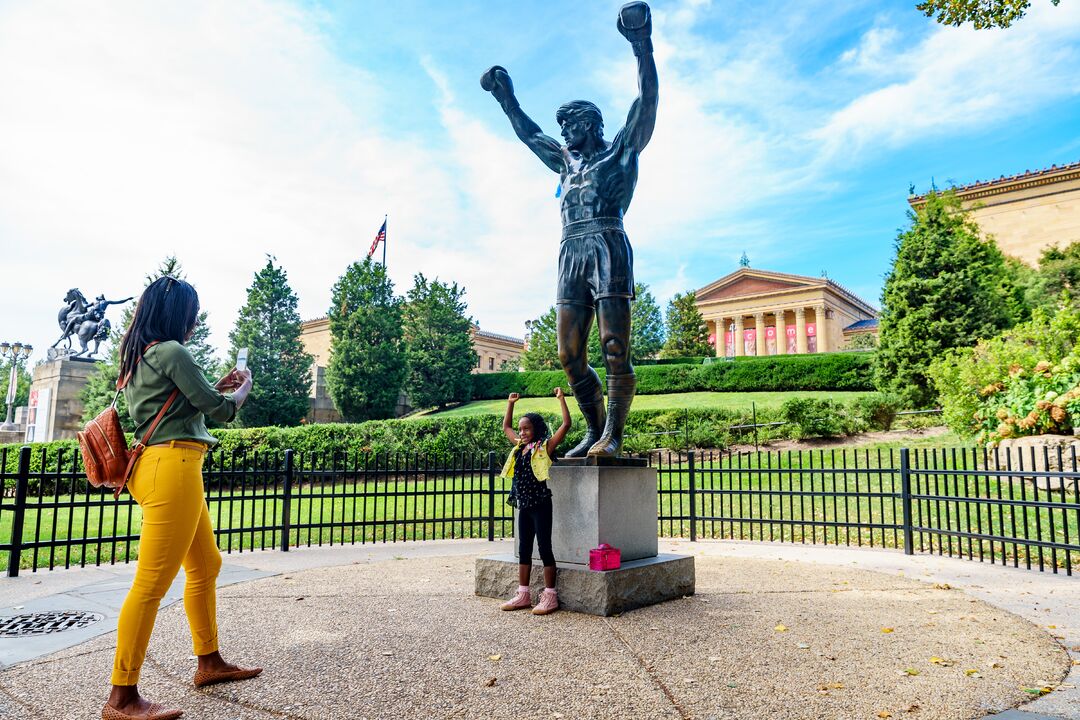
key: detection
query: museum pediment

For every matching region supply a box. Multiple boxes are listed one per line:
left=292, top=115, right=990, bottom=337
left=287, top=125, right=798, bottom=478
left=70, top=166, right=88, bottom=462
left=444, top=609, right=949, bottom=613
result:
left=697, top=271, right=818, bottom=303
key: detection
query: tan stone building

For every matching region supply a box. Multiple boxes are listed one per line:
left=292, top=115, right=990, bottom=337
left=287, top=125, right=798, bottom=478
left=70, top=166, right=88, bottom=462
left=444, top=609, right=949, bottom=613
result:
left=298, top=318, right=524, bottom=421
left=694, top=268, right=878, bottom=357
left=909, top=160, right=1080, bottom=266
left=472, top=328, right=525, bottom=373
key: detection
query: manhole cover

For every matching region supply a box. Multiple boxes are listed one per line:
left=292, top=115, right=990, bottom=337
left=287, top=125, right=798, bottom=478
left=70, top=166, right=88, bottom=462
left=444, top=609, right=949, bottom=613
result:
left=0, top=611, right=103, bottom=637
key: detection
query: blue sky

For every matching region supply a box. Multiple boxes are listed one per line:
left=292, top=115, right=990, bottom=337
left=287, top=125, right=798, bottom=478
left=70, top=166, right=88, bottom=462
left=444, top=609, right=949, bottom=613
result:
left=2, top=0, right=1080, bottom=361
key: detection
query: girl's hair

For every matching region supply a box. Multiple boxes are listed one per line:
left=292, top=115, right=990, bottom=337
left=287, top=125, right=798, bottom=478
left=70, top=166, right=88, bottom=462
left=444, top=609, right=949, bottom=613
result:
left=118, top=276, right=200, bottom=381
left=522, top=412, right=551, bottom=443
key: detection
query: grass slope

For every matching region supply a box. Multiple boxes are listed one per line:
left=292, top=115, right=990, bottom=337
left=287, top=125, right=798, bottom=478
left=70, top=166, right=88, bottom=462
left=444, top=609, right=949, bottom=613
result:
left=423, top=391, right=873, bottom=419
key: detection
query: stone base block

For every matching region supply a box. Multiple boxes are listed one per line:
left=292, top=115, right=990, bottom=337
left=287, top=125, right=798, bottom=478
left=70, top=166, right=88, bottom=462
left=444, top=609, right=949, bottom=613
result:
left=520, top=463, right=658, bottom=566
left=475, top=553, right=695, bottom=616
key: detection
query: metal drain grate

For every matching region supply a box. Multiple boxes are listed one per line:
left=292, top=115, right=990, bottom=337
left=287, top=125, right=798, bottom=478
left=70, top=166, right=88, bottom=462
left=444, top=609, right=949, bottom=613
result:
left=0, top=611, right=104, bottom=638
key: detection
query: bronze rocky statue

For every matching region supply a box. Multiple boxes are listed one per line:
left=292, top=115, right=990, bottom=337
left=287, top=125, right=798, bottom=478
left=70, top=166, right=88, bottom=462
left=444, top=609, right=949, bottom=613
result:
left=481, top=1, right=658, bottom=457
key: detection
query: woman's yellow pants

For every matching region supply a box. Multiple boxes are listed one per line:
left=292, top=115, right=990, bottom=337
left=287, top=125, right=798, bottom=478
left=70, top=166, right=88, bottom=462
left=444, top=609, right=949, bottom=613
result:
left=112, top=443, right=221, bottom=686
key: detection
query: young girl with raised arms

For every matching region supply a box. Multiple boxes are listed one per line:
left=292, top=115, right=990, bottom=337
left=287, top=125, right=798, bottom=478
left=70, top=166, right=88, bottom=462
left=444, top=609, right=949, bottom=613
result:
left=499, top=387, right=572, bottom=615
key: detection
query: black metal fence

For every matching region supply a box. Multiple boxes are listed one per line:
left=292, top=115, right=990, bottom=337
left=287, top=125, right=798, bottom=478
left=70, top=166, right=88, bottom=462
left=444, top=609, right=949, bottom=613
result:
left=3, top=444, right=1079, bottom=577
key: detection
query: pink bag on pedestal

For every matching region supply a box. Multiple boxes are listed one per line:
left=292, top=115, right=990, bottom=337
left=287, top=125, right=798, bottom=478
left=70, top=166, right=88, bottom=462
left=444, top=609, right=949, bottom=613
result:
left=589, top=543, right=621, bottom=571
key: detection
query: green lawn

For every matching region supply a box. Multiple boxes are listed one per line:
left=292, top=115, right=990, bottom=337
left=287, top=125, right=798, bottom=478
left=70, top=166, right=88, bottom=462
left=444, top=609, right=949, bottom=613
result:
left=424, top=391, right=874, bottom=418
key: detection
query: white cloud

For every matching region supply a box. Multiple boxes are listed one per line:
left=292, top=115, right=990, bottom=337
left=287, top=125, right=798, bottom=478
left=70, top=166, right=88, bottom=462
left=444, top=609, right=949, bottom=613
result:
left=812, top=3, right=1080, bottom=160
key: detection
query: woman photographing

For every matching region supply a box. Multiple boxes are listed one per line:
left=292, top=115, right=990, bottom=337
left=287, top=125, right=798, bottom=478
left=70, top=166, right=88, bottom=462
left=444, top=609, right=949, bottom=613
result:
left=103, top=276, right=260, bottom=720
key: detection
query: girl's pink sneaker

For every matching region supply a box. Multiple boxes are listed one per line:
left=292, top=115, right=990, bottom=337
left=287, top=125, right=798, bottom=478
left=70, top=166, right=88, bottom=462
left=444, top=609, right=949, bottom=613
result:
left=500, top=588, right=532, bottom=611
left=531, top=589, right=559, bottom=615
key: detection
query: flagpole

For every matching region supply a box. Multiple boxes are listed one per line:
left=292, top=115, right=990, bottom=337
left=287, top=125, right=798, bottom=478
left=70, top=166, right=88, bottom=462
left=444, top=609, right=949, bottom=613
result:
left=382, top=214, right=387, bottom=267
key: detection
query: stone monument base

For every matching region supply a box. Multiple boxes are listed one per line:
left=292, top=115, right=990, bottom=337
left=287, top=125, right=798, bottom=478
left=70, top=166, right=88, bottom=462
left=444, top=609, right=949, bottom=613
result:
left=475, top=553, right=695, bottom=616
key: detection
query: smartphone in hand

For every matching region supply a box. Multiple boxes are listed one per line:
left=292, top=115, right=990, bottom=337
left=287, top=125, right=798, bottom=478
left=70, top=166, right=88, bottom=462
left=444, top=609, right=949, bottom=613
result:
left=236, top=348, right=249, bottom=372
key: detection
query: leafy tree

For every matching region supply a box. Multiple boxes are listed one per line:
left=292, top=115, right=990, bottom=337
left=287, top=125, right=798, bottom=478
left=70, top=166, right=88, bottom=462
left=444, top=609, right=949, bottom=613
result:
left=874, top=191, right=1021, bottom=407
left=402, top=274, right=475, bottom=409
left=81, top=256, right=219, bottom=429
left=522, top=307, right=560, bottom=371
left=1018, top=241, right=1080, bottom=313
left=327, top=257, right=407, bottom=421
left=847, top=332, right=879, bottom=350
left=917, top=0, right=1060, bottom=29
left=661, top=291, right=712, bottom=358
left=526, top=283, right=663, bottom=370
left=227, top=257, right=312, bottom=427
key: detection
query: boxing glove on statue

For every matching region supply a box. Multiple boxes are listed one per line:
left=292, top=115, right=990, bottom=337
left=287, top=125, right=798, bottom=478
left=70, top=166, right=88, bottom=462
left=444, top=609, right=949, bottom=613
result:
left=480, top=65, right=518, bottom=110
left=618, top=2, right=653, bottom=56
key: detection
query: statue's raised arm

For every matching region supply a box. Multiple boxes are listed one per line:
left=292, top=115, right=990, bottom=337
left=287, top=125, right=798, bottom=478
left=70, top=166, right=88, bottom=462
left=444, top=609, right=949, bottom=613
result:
left=481, top=66, right=565, bottom=174
left=616, top=1, right=658, bottom=153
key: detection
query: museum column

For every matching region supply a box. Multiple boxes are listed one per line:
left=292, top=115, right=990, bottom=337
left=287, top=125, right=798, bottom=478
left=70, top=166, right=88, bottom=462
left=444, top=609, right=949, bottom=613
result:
left=774, top=311, right=786, bottom=355
left=816, top=305, right=829, bottom=353
left=713, top=320, right=723, bottom=357
left=754, top=312, right=766, bottom=357
left=734, top=316, right=745, bottom=357
left=795, top=308, right=808, bottom=354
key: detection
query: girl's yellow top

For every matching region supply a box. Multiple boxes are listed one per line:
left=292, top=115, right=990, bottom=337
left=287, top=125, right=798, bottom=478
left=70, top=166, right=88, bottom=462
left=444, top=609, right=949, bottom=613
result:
left=499, top=440, right=553, bottom=482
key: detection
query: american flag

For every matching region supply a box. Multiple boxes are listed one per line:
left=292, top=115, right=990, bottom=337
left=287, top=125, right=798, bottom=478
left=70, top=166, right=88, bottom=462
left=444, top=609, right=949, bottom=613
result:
left=368, top=219, right=386, bottom=258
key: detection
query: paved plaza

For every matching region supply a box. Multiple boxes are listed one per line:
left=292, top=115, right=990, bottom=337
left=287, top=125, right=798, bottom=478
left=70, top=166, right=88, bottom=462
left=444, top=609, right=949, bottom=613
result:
left=0, top=540, right=1077, bottom=719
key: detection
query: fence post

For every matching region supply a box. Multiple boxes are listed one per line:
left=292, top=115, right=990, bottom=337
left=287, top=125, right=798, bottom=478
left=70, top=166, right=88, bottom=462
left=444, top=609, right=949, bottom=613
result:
left=280, top=450, right=294, bottom=553
left=487, top=451, right=497, bottom=541
left=7, top=447, right=31, bottom=578
left=687, top=449, right=697, bottom=542
left=900, top=448, right=914, bottom=555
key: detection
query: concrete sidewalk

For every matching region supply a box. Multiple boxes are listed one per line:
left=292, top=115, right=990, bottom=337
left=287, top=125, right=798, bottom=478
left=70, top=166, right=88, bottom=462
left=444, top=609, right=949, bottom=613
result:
left=0, top=539, right=1076, bottom=719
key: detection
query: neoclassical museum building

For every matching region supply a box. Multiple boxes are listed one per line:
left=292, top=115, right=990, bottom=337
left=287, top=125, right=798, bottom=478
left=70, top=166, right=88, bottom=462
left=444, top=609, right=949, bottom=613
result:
left=693, top=268, right=879, bottom=356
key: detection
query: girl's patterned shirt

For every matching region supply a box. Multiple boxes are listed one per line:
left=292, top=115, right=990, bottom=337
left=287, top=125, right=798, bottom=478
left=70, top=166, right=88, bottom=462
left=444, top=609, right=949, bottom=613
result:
left=511, top=446, right=553, bottom=509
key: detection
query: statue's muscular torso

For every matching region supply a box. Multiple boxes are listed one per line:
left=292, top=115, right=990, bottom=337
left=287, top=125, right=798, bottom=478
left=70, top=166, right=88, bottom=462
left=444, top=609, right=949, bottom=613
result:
left=558, top=136, right=639, bottom=225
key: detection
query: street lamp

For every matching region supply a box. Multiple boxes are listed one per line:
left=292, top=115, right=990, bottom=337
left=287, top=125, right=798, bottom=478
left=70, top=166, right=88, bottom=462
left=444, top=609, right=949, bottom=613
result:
left=1, top=342, right=32, bottom=431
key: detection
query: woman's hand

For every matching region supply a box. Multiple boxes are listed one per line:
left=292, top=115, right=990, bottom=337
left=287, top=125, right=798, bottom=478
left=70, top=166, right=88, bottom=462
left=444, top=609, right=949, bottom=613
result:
left=508, top=393, right=520, bottom=403
left=231, top=368, right=254, bottom=409
left=215, top=369, right=244, bottom=392
left=553, top=387, right=564, bottom=399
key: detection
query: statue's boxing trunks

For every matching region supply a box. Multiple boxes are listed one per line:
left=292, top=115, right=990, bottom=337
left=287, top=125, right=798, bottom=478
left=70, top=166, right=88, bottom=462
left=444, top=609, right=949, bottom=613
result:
left=556, top=217, right=635, bottom=309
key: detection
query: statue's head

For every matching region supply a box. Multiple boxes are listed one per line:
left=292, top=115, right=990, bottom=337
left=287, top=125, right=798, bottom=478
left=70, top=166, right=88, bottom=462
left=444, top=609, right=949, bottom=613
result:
left=96, top=295, right=106, bottom=302
left=556, top=100, right=604, bottom=151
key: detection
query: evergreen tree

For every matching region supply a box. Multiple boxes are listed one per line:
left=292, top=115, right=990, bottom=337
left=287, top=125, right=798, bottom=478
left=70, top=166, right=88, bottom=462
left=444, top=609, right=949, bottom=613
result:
left=81, top=256, right=219, bottom=429
left=327, top=258, right=407, bottom=421
left=875, top=191, right=1020, bottom=407
left=630, top=283, right=664, bottom=361
left=521, top=306, right=560, bottom=371
left=661, top=291, right=712, bottom=358
left=402, top=274, right=475, bottom=409
left=228, top=257, right=312, bottom=427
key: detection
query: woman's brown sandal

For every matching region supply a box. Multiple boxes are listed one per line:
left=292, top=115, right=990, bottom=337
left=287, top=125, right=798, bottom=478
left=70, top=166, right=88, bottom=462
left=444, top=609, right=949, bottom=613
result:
left=101, top=701, right=183, bottom=720
left=193, top=666, right=263, bottom=688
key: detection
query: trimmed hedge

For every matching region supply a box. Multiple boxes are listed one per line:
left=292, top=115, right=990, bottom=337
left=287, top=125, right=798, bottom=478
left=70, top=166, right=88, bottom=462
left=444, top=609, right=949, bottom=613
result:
left=470, top=352, right=875, bottom=399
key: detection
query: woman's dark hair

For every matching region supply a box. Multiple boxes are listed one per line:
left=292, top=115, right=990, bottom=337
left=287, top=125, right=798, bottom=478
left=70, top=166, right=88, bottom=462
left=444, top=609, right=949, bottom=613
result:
left=118, top=276, right=200, bottom=381
left=522, top=412, right=551, bottom=443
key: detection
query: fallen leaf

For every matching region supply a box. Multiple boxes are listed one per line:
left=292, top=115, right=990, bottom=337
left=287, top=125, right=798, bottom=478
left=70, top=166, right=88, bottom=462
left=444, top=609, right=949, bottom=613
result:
left=482, top=677, right=496, bottom=687
left=881, top=627, right=895, bottom=634
left=775, top=624, right=788, bottom=632
left=877, top=713, right=892, bottom=719
left=991, top=662, right=1004, bottom=669
left=903, top=668, right=921, bottom=676
left=929, top=657, right=955, bottom=667
left=933, top=583, right=951, bottom=590
left=489, top=654, right=502, bottom=661
left=964, top=669, right=982, bottom=678
left=1047, top=625, right=1056, bottom=629
left=817, top=682, right=844, bottom=691
left=797, top=643, right=810, bottom=650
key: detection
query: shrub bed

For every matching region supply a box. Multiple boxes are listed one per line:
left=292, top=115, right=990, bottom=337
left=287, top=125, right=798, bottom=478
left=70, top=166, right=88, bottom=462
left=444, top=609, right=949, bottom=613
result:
left=471, top=352, right=874, bottom=399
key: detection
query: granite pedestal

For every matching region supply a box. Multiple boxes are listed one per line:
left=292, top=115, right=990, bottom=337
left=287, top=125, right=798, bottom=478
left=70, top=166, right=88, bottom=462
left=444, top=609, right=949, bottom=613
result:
left=475, top=458, right=695, bottom=616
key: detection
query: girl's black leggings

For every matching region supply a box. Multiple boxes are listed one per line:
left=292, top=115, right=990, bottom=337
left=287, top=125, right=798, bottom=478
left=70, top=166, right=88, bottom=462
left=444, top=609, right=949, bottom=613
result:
left=518, top=497, right=555, bottom=567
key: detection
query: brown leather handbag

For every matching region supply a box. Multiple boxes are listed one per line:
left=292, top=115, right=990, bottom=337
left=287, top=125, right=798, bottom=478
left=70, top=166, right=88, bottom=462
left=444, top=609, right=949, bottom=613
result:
left=77, top=342, right=180, bottom=498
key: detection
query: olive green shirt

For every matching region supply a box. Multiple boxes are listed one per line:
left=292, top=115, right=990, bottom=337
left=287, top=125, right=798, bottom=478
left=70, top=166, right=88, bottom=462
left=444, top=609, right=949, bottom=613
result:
left=124, top=340, right=236, bottom=447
